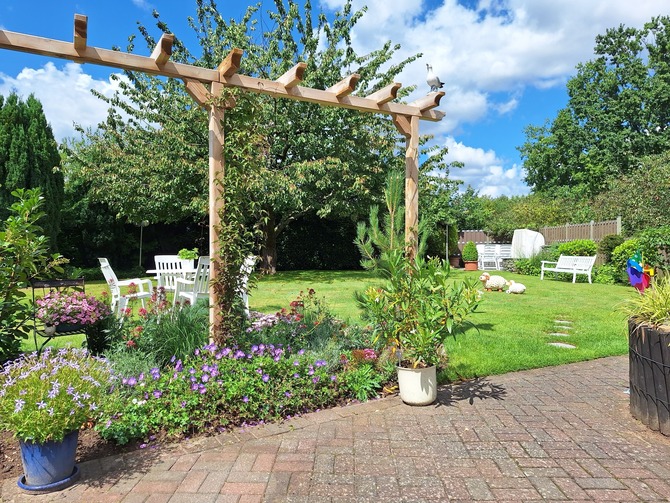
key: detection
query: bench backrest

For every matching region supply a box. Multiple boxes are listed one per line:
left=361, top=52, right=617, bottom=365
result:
left=556, top=255, right=596, bottom=271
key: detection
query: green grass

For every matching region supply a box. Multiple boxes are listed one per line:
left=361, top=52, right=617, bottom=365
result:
left=251, top=269, right=637, bottom=382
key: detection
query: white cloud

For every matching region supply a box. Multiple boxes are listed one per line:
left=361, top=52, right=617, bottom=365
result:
left=444, top=137, right=529, bottom=197
left=0, top=62, right=127, bottom=141
left=131, top=0, right=153, bottom=11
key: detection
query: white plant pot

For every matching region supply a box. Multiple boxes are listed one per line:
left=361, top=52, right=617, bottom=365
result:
left=396, top=365, right=437, bottom=405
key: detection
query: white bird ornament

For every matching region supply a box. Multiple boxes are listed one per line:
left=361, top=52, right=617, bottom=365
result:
left=426, top=64, right=444, bottom=92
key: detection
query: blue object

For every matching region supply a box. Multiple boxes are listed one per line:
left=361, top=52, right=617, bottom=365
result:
left=18, top=430, right=79, bottom=491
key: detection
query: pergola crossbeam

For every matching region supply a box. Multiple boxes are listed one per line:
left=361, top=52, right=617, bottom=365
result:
left=326, top=73, right=360, bottom=98
left=73, top=14, right=87, bottom=52
left=151, top=33, right=174, bottom=67
left=366, top=82, right=401, bottom=105
left=277, top=62, right=306, bottom=88
left=408, top=91, right=445, bottom=112
left=218, top=48, right=243, bottom=78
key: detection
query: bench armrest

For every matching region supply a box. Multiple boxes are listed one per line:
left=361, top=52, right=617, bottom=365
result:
left=117, top=278, right=153, bottom=293
left=540, top=261, right=557, bottom=266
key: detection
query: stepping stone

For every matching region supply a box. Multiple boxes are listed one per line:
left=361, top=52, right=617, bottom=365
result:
left=547, top=342, right=576, bottom=349
left=549, top=332, right=570, bottom=337
left=554, top=320, right=573, bottom=325
left=553, top=325, right=573, bottom=330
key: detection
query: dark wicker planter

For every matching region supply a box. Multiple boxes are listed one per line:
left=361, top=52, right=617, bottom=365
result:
left=628, top=319, right=670, bottom=436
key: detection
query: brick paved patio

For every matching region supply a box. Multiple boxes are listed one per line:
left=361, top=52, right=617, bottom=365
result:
left=2, top=355, right=669, bottom=502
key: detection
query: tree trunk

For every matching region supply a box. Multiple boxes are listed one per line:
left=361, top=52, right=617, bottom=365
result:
left=260, top=211, right=278, bottom=274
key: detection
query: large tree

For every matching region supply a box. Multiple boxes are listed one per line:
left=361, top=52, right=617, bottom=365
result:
left=0, top=93, right=63, bottom=248
left=519, top=16, right=670, bottom=198
left=65, top=0, right=425, bottom=273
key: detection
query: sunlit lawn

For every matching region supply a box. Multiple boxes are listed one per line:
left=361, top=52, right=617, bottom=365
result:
left=27, top=269, right=637, bottom=382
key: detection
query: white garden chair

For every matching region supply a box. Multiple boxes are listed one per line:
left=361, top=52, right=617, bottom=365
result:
left=98, top=258, right=153, bottom=316
left=174, top=256, right=210, bottom=307
left=153, top=255, right=192, bottom=291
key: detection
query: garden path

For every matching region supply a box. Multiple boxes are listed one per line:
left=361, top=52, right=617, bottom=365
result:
left=2, top=355, right=670, bottom=502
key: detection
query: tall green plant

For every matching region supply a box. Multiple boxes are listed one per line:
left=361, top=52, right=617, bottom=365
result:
left=0, top=188, right=66, bottom=361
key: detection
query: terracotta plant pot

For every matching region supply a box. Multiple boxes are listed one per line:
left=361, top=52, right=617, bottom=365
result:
left=463, top=261, right=478, bottom=271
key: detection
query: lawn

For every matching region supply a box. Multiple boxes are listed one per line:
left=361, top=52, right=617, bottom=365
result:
left=26, top=269, right=636, bottom=383
left=251, top=269, right=635, bottom=382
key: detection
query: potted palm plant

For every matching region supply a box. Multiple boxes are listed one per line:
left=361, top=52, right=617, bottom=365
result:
left=358, top=250, right=480, bottom=405
left=0, top=347, right=115, bottom=492
left=620, top=275, right=670, bottom=436
left=461, top=241, right=479, bottom=271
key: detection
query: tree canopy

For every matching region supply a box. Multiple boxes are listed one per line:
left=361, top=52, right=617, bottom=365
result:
left=64, top=0, right=430, bottom=273
left=519, top=16, right=670, bottom=198
left=0, top=93, right=63, bottom=248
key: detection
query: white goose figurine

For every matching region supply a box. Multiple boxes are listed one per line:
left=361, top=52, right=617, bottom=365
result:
left=426, top=64, right=444, bottom=92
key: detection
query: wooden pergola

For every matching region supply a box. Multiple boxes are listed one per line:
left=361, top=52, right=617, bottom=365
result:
left=0, top=14, right=445, bottom=329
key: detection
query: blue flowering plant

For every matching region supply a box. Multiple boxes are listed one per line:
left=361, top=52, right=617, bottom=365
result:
left=0, top=347, right=115, bottom=443
left=35, top=290, right=111, bottom=327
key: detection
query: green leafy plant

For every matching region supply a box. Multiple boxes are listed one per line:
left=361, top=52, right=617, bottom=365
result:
left=461, top=241, right=478, bottom=262
left=619, top=275, right=670, bottom=327
left=358, top=250, right=480, bottom=368
left=0, top=188, right=67, bottom=362
left=177, top=248, right=199, bottom=260
left=598, top=234, right=625, bottom=264
left=557, top=239, right=597, bottom=256
left=0, top=347, right=114, bottom=443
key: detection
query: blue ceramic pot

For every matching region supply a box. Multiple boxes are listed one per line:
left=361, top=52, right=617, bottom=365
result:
left=18, top=430, right=79, bottom=492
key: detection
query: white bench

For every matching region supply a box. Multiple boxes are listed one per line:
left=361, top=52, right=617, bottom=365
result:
left=540, top=255, right=597, bottom=284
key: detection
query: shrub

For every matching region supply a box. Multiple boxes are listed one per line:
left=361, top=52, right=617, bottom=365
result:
left=638, top=226, right=670, bottom=270
left=0, top=188, right=67, bottom=362
left=108, top=292, right=209, bottom=370
left=611, top=238, right=658, bottom=273
left=593, top=264, right=624, bottom=284
left=598, top=234, right=625, bottom=264
left=557, top=239, right=597, bottom=256
left=512, top=245, right=559, bottom=276
left=461, top=241, right=478, bottom=262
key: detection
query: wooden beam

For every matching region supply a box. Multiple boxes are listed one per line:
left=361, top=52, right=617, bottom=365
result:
left=326, top=74, right=360, bottom=98
left=217, top=48, right=243, bottom=79
left=220, top=73, right=443, bottom=121
left=0, top=28, right=444, bottom=121
left=277, top=62, right=306, bottom=88
left=73, top=14, right=87, bottom=52
left=366, top=82, right=401, bottom=105
left=151, top=33, right=174, bottom=67
left=208, top=82, right=225, bottom=337
left=183, top=78, right=210, bottom=108
left=404, top=115, right=420, bottom=259
left=0, top=28, right=219, bottom=81
left=408, top=91, right=445, bottom=112
left=392, top=114, right=412, bottom=137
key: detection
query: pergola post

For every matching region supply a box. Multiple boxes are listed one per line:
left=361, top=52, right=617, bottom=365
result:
left=404, top=115, right=420, bottom=259
left=208, top=83, right=225, bottom=334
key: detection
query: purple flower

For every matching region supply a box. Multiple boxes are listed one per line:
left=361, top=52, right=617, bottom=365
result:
left=312, top=376, right=320, bottom=383
left=127, top=377, right=137, bottom=387
left=36, top=400, right=47, bottom=409
left=201, top=374, right=210, bottom=383
left=153, top=390, right=162, bottom=398
left=14, top=398, right=25, bottom=412
left=242, top=396, right=249, bottom=403
left=330, top=375, right=337, bottom=381
left=293, top=360, right=299, bottom=366
left=262, top=374, right=270, bottom=383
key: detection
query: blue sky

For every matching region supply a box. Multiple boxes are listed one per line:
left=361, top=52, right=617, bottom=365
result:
left=0, top=0, right=665, bottom=197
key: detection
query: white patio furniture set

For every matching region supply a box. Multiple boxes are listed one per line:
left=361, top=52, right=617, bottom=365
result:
left=98, top=254, right=255, bottom=316
left=476, top=244, right=513, bottom=271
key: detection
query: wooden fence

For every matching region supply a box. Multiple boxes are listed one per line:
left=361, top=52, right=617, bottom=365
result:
left=456, top=217, right=622, bottom=251
left=539, top=217, right=621, bottom=244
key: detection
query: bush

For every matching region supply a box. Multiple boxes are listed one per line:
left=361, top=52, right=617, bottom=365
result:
left=511, top=245, right=559, bottom=276
left=637, top=226, right=670, bottom=270
left=593, top=264, right=624, bottom=284
left=461, top=241, right=478, bottom=262
left=557, top=239, right=597, bottom=256
left=611, top=238, right=657, bottom=273
left=598, top=234, right=624, bottom=264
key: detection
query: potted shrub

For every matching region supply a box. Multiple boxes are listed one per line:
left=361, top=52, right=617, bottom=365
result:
left=447, top=225, right=461, bottom=268
left=461, top=241, right=479, bottom=271
left=621, top=275, right=670, bottom=436
left=35, top=290, right=111, bottom=333
left=178, top=247, right=199, bottom=269
left=0, top=347, right=115, bottom=492
left=358, top=250, right=480, bottom=405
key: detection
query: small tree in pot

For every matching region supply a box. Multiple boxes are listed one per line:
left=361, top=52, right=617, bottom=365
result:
left=461, top=241, right=479, bottom=271
left=358, top=249, right=480, bottom=405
